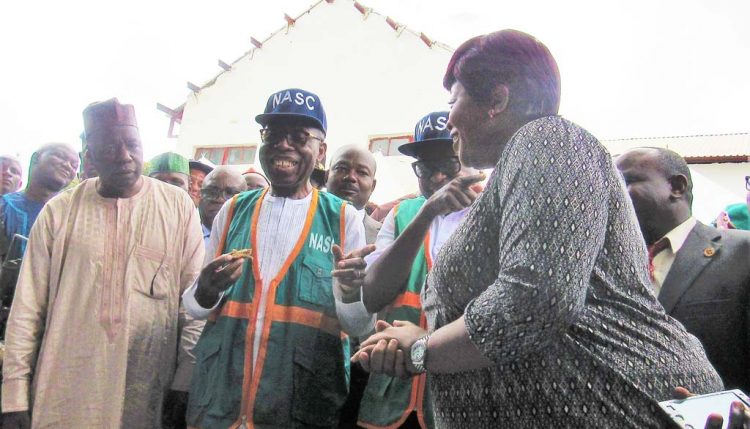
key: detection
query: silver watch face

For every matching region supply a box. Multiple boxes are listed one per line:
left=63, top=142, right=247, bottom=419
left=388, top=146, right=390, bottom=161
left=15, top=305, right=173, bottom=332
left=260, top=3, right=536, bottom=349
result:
left=411, top=339, right=426, bottom=363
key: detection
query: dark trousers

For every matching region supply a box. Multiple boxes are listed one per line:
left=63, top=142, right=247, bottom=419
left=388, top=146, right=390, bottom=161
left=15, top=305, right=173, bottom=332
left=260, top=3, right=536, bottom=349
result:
left=338, top=362, right=369, bottom=428
left=162, top=390, right=188, bottom=429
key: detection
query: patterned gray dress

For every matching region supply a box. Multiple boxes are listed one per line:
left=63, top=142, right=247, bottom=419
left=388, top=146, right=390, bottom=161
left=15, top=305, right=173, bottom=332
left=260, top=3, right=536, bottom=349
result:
left=421, top=116, right=723, bottom=428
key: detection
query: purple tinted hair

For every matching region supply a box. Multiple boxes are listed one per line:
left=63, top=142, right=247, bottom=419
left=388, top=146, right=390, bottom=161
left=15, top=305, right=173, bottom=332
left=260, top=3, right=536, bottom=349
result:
left=444, top=30, right=561, bottom=115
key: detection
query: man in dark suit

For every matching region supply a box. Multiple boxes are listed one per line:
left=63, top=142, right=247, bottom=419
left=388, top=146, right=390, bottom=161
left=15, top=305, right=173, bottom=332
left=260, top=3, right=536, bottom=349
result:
left=326, top=145, right=381, bottom=244
left=616, top=147, right=750, bottom=392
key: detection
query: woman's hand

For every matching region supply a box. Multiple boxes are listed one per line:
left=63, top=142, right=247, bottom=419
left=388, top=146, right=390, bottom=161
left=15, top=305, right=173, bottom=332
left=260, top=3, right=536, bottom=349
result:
left=352, top=320, right=427, bottom=378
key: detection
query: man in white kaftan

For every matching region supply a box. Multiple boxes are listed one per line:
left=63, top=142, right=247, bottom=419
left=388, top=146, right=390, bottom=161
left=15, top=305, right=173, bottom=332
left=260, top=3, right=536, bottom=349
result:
left=1, top=98, right=204, bottom=428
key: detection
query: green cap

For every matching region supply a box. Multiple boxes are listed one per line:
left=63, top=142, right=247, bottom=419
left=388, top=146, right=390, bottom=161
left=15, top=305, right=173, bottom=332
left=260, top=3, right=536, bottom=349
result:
left=725, top=203, right=750, bottom=231
left=144, top=152, right=189, bottom=176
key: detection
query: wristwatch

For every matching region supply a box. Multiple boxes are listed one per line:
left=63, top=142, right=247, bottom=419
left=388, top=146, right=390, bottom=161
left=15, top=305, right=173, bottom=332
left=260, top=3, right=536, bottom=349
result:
left=410, top=335, right=430, bottom=374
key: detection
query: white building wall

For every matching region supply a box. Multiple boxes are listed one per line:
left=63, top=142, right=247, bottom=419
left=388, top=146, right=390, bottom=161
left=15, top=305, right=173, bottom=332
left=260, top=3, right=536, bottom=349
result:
left=690, top=162, right=748, bottom=224
left=176, top=0, right=452, bottom=203
left=601, top=135, right=749, bottom=224
left=175, top=0, right=748, bottom=212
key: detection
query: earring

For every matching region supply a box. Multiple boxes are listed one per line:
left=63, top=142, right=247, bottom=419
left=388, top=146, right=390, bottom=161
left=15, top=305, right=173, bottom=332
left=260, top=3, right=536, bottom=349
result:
left=488, top=110, right=495, bottom=119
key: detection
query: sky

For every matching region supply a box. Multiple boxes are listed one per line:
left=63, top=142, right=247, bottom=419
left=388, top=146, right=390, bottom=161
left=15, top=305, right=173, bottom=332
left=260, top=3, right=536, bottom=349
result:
left=1, top=0, right=748, bottom=172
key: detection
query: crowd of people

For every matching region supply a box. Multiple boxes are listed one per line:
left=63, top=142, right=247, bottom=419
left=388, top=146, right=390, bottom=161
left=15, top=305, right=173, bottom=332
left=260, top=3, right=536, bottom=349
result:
left=0, top=29, right=748, bottom=429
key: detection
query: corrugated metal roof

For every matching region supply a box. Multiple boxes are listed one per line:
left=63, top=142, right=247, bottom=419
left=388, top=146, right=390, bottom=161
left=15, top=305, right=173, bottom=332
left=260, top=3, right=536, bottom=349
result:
left=603, top=132, right=750, bottom=159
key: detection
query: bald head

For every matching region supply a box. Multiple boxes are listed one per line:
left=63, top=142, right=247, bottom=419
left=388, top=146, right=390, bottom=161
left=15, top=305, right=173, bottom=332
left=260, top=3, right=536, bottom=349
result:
left=326, top=145, right=377, bottom=210
left=199, top=167, right=247, bottom=229
left=615, top=147, right=692, bottom=244
left=330, top=146, right=377, bottom=175
left=618, top=147, right=693, bottom=204
left=203, top=166, right=246, bottom=188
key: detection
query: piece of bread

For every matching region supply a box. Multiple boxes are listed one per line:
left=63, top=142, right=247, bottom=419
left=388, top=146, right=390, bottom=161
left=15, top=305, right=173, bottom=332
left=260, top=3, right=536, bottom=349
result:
left=229, top=248, right=253, bottom=259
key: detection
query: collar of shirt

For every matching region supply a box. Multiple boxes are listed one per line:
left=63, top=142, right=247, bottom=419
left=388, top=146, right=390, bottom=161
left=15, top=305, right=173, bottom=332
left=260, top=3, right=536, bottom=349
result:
left=355, top=207, right=366, bottom=224
left=264, top=190, right=313, bottom=206
left=201, top=223, right=211, bottom=239
left=663, top=216, right=697, bottom=254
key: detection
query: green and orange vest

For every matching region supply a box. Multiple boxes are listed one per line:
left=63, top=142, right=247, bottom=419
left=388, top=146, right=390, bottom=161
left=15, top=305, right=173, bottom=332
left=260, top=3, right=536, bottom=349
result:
left=187, top=188, right=351, bottom=429
left=358, top=196, right=435, bottom=429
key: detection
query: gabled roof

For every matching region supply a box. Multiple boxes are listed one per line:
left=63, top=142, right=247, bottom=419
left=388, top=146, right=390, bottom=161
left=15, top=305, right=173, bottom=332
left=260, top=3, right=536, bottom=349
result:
left=157, top=2, right=749, bottom=162
left=603, top=132, right=750, bottom=163
left=156, top=0, right=452, bottom=124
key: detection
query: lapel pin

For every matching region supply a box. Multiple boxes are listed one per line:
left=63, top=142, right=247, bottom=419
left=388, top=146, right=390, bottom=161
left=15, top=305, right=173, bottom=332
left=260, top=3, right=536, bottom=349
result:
left=703, top=247, right=715, bottom=257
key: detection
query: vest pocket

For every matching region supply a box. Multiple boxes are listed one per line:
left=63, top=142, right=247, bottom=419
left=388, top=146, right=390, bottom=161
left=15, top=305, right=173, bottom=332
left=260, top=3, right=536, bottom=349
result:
left=191, top=333, right=222, bottom=408
left=297, top=256, right=334, bottom=307
left=191, top=331, right=240, bottom=416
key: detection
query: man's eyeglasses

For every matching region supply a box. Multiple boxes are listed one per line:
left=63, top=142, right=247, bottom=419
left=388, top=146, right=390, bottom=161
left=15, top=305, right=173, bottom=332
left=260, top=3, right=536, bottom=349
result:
left=411, top=157, right=461, bottom=179
left=200, top=186, right=243, bottom=200
left=260, top=128, right=323, bottom=146
left=745, top=176, right=750, bottom=191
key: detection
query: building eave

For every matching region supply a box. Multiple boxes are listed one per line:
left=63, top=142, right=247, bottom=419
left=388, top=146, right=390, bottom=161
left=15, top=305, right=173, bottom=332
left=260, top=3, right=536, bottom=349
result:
left=176, top=0, right=454, bottom=94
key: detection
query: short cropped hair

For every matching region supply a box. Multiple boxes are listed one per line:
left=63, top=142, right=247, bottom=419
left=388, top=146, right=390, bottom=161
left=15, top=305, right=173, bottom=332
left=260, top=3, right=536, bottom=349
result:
left=647, top=147, right=694, bottom=207
left=443, top=29, right=561, bottom=117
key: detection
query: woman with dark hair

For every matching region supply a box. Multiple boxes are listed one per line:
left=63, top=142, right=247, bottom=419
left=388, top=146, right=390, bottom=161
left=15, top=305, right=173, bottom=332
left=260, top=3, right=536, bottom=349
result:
left=350, top=29, right=722, bottom=427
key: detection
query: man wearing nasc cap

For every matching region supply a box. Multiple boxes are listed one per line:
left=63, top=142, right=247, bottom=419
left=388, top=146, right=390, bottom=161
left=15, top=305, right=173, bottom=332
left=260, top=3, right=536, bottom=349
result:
left=183, top=88, right=376, bottom=429
left=1, top=98, right=205, bottom=428
left=337, top=111, right=484, bottom=429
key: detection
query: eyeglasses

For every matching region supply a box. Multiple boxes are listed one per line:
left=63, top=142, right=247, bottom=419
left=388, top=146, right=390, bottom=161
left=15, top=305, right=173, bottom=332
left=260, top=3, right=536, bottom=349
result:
left=200, top=186, right=243, bottom=200
left=411, top=157, right=461, bottom=179
left=745, top=176, right=750, bottom=191
left=259, top=127, right=324, bottom=146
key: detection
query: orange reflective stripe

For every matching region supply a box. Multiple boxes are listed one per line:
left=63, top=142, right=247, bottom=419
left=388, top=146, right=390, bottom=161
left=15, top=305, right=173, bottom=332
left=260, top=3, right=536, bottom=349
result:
left=235, top=189, right=268, bottom=429
left=423, top=230, right=433, bottom=270
left=269, top=305, right=341, bottom=336
left=216, top=195, right=239, bottom=257
left=391, top=291, right=421, bottom=310
left=249, top=189, right=267, bottom=283
left=245, top=189, right=319, bottom=427
left=216, top=302, right=340, bottom=335
left=219, top=301, right=253, bottom=319
left=208, top=194, right=251, bottom=325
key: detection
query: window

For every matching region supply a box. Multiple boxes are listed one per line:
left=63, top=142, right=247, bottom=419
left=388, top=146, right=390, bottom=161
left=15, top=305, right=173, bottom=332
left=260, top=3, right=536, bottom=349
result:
left=194, top=147, right=224, bottom=165
left=227, top=147, right=257, bottom=165
left=368, top=134, right=413, bottom=156
left=194, top=145, right=257, bottom=166
left=370, top=138, right=390, bottom=156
